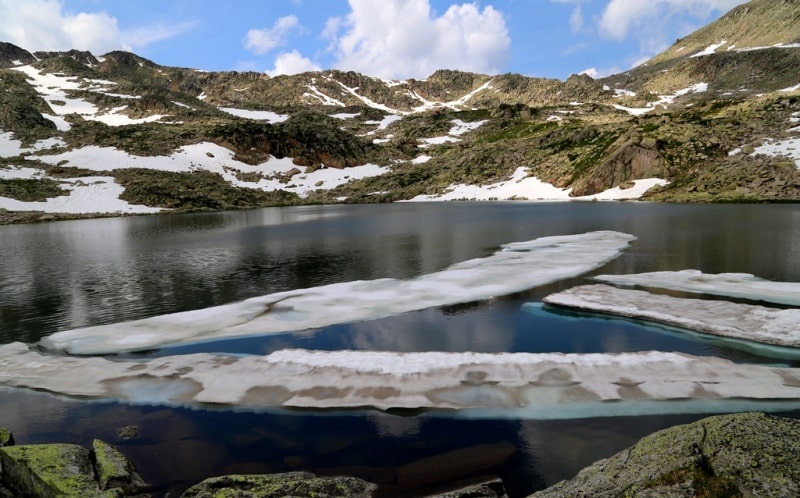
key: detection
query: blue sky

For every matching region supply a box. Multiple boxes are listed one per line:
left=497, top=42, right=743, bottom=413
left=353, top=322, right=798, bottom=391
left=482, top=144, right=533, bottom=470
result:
left=0, top=0, right=747, bottom=80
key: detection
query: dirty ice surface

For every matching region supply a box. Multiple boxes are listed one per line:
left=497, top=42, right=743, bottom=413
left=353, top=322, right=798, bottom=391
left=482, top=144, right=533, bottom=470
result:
left=595, top=270, right=800, bottom=307
left=3, top=343, right=800, bottom=418
left=543, top=284, right=800, bottom=348
left=40, top=231, right=636, bottom=355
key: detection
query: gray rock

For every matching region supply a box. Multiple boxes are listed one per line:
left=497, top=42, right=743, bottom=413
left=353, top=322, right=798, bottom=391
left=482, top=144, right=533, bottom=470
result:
left=530, top=412, right=800, bottom=497
left=179, top=471, right=377, bottom=498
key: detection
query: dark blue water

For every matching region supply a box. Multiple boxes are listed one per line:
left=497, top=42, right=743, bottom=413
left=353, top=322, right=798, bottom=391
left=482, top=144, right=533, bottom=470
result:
left=2, top=202, right=800, bottom=496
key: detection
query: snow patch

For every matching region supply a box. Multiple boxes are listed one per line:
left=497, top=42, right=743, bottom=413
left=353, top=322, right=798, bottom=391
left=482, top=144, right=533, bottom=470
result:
left=690, top=40, right=727, bottom=58
left=408, top=167, right=667, bottom=202
left=218, top=107, right=289, bottom=123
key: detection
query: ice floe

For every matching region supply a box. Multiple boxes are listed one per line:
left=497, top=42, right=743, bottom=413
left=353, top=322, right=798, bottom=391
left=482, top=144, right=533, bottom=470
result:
left=40, top=231, right=636, bottom=354
left=543, top=284, right=800, bottom=348
left=595, top=270, right=800, bottom=307
left=3, top=343, right=800, bottom=418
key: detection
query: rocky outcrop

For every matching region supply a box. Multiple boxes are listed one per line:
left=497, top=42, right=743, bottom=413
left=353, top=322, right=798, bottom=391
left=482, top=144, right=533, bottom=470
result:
left=0, top=428, right=12, bottom=447
left=0, top=42, right=36, bottom=68
left=530, top=412, right=800, bottom=497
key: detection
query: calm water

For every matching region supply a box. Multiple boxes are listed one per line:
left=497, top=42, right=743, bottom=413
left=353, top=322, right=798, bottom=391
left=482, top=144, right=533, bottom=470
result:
left=2, top=202, right=800, bottom=496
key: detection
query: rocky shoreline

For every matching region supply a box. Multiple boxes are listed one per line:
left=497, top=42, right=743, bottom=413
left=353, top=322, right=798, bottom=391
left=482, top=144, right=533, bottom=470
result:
left=2, top=412, right=800, bottom=497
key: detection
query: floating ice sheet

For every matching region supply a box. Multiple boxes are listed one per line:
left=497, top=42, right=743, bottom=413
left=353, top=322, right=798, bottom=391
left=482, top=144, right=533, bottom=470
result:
left=595, top=270, right=800, bottom=307
left=543, top=284, right=800, bottom=348
left=41, top=231, right=635, bottom=355
left=3, top=343, right=800, bottom=418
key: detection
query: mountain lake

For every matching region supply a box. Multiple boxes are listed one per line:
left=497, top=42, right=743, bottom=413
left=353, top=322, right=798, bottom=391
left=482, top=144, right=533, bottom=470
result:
left=1, top=201, right=800, bottom=497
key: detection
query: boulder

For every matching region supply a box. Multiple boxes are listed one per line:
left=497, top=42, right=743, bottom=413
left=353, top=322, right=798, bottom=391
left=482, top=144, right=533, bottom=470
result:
left=92, top=440, right=149, bottom=494
left=530, top=412, right=800, bottom=497
left=180, top=471, right=377, bottom=498
left=0, top=444, right=114, bottom=498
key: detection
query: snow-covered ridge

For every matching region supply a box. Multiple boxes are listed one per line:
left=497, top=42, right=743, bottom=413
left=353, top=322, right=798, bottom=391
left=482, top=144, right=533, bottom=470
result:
left=3, top=342, right=800, bottom=418
left=40, top=231, right=636, bottom=354
left=543, top=284, right=800, bottom=348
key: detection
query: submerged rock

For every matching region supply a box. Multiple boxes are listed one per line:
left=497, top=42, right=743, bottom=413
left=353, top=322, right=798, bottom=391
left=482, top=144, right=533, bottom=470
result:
left=530, top=412, right=800, bottom=497
left=180, top=471, right=377, bottom=497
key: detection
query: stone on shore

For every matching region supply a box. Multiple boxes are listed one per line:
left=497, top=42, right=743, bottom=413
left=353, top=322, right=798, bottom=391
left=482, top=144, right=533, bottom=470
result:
left=179, top=471, right=377, bottom=497
left=530, top=412, right=800, bottom=497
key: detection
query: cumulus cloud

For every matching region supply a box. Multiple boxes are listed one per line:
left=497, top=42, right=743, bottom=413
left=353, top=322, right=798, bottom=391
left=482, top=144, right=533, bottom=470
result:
left=599, top=0, right=747, bottom=41
left=244, top=15, right=304, bottom=56
left=266, top=49, right=321, bottom=76
left=0, top=0, right=194, bottom=54
left=325, top=0, right=510, bottom=80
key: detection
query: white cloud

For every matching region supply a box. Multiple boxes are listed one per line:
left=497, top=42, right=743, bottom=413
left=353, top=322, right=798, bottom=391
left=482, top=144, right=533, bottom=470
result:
left=266, top=50, right=321, bottom=76
left=0, top=0, right=194, bottom=54
left=569, top=5, right=584, bottom=33
left=325, top=0, right=510, bottom=79
left=599, top=0, right=747, bottom=41
left=244, top=15, right=304, bottom=56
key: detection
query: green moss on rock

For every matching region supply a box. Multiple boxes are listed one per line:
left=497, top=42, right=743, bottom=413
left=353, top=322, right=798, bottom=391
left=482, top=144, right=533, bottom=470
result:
left=0, top=428, right=13, bottom=447
left=92, top=440, right=149, bottom=495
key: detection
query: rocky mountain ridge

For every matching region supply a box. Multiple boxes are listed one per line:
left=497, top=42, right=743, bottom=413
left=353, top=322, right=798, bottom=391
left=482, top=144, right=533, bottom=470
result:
left=1, top=0, right=799, bottom=222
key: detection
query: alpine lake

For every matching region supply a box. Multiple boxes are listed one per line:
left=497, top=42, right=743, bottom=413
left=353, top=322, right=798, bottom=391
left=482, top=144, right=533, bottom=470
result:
left=2, top=201, right=800, bottom=497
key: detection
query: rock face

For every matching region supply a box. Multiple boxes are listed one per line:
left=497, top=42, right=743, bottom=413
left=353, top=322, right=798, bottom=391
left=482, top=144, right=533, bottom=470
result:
left=530, top=412, right=800, bottom=498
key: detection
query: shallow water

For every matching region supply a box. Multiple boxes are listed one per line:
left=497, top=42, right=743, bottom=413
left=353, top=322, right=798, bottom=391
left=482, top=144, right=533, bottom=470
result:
left=2, top=202, right=800, bottom=496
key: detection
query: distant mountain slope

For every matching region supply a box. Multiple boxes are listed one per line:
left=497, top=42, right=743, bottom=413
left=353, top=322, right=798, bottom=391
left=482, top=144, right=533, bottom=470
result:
left=652, top=0, right=800, bottom=64
left=1, top=0, right=800, bottom=223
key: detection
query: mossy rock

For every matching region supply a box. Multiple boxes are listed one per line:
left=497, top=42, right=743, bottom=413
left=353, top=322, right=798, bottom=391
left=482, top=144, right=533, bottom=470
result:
left=531, top=412, right=800, bottom=498
left=92, top=440, right=149, bottom=495
left=0, top=428, right=12, bottom=447
left=180, top=471, right=377, bottom=498
left=0, top=444, right=116, bottom=498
